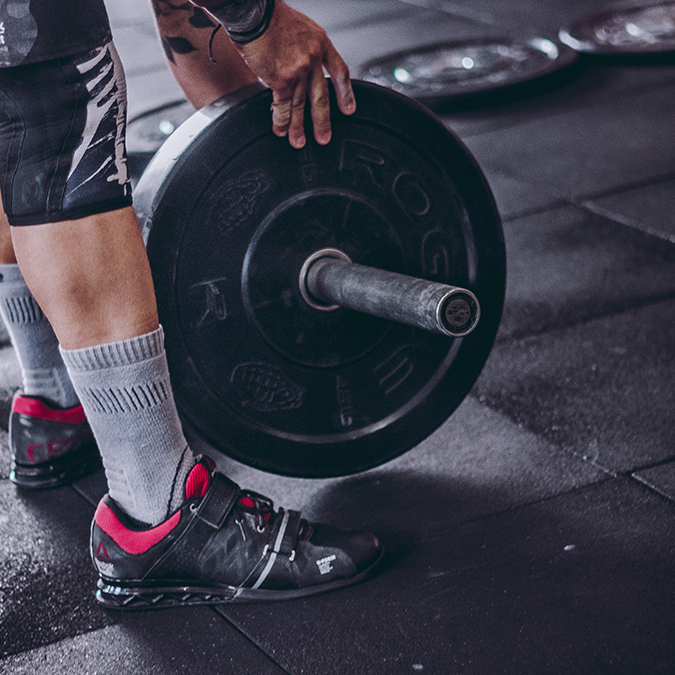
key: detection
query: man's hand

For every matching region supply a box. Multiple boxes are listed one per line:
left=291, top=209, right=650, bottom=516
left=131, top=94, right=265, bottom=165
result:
left=233, top=1, right=355, bottom=148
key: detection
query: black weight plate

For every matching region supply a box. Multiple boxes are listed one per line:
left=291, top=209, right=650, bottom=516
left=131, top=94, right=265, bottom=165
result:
left=136, top=80, right=505, bottom=478
left=126, top=100, right=195, bottom=181
left=560, top=1, right=675, bottom=55
left=356, top=37, right=578, bottom=107
left=127, top=99, right=195, bottom=155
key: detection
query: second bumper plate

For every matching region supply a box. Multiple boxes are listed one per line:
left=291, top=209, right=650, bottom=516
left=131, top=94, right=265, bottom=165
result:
left=560, top=1, right=675, bottom=55
left=356, top=37, right=578, bottom=107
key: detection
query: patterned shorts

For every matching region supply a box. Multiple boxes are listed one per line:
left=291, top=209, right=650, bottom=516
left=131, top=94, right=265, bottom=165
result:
left=0, top=40, right=132, bottom=226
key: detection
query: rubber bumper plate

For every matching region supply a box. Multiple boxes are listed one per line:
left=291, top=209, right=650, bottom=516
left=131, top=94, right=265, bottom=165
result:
left=560, top=1, right=675, bottom=55
left=356, top=37, right=578, bottom=107
left=134, top=81, right=506, bottom=478
left=127, top=100, right=195, bottom=179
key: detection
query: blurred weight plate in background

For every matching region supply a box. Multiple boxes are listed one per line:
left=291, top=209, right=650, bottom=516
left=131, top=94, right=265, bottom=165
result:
left=560, top=1, right=675, bottom=55
left=356, top=37, right=579, bottom=108
left=127, top=99, right=194, bottom=183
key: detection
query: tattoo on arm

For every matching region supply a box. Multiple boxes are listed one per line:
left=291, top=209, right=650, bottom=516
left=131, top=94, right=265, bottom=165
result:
left=151, top=0, right=218, bottom=63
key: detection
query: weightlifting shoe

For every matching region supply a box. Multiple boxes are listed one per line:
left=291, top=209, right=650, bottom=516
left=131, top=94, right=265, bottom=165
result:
left=9, top=393, right=100, bottom=489
left=92, top=459, right=383, bottom=610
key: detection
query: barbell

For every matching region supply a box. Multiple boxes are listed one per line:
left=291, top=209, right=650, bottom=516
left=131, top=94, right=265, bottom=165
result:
left=134, top=80, right=506, bottom=477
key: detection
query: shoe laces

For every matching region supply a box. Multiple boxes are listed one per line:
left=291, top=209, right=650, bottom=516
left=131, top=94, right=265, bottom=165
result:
left=237, top=491, right=275, bottom=533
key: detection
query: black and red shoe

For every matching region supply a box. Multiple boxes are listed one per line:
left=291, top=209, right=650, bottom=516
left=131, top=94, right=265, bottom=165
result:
left=92, top=460, right=383, bottom=609
left=9, top=393, right=100, bottom=489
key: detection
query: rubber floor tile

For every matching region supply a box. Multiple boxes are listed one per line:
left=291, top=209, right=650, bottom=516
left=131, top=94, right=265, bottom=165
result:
left=329, top=9, right=492, bottom=72
left=445, top=62, right=675, bottom=139
left=439, top=0, right=619, bottom=33
left=585, top=178, right=675, bottom=243
left=464, top=84, right=675, bottom=201
left=71, top=468, right=109, bottom=509
left=634, top=460, right=675, bottom=503
left=498, top=204, right=675, bottom=341
left=0, top=429, right=11, bottom=485
left=474, top=297, right=675, bottom=473
left=104, top=0, right=152, bottom=25
left=0, top=483, right=115, bottom=657
left=218, top=478, right=675, bottom=675
left=109, top=23, right=168, bottom=79
left=289, top=0, right=410, bottom=33
left=194, top=395, right=605, bottom=534
left=479, top=166, right=564, bottom=222
left=0, top=608, right=287, bottom=675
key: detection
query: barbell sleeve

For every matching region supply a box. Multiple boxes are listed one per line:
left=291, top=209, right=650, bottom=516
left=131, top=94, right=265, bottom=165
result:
left=302, top=254, right=481, bottom=338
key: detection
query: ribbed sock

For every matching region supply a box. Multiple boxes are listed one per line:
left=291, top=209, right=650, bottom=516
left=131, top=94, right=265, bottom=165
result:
left=0, top=263, right=79, bottom=409
left=60, top=326, right=196, bottom=526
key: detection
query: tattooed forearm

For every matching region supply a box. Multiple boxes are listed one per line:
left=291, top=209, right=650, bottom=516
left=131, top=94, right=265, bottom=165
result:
left=151, top=0, right=210, bottom=22
left=150, top=0, right=218, bottom=63
left=195, top=0, right=275, bottom=44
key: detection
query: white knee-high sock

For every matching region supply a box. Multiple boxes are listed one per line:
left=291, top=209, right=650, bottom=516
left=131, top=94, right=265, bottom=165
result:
left=60, top=326, right=195, bottom=526
left=0, top=263, right=79, bottom=408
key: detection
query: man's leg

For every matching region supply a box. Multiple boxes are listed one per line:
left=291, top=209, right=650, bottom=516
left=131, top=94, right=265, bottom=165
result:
left=11, top=207, right=197, bottom=525
left=0, top=205, right=15, bottom=263
left=11, top=207, right=156, bottom=349
left=0, top=206, right=78, bottom=407
left=0, top=42, right=184, bottom=497
left=0, top=206, right=100, bottom=488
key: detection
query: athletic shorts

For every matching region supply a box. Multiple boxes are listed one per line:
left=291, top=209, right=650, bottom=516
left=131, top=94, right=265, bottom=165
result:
left=0, top=40, right=132, bottom=226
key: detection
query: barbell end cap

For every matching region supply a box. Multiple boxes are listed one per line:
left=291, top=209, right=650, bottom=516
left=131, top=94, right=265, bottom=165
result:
left=437, top=289, right=481, bottom=338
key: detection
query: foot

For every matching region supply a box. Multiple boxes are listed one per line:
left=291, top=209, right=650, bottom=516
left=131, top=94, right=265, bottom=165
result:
left=92, top=459, right=383, bottom=609
left=9, top=393, right=100, bottom=489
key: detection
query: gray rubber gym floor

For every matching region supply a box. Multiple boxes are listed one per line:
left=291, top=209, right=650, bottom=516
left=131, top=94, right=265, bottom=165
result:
left=1, top=1, right=675, bottom=673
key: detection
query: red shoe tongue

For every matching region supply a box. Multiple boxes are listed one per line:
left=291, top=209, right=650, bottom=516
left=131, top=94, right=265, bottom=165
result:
left=237, top=492, right=274, bottom=523
left=184, top=462, right=211, bottom=499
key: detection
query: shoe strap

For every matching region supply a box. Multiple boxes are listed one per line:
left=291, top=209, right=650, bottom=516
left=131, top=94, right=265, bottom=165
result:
left=142, top=473, right=241, bottom=581
left=274, top=508, right=302, bottom=557
left=196, top=473, right=240, bottom=529
left=249, top=508, right=302, bottom=590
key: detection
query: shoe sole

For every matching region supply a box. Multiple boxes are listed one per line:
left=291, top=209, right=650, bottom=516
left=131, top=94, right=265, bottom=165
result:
left=95, top=548, right=385, bottom=610
left=10, top=441, right=101, bottom=489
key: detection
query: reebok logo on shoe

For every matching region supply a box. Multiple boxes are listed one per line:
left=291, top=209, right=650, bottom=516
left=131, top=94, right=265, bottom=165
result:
left=316, top=554, right=336, bottom=575
left=95, top=541, right=111, bottom=563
